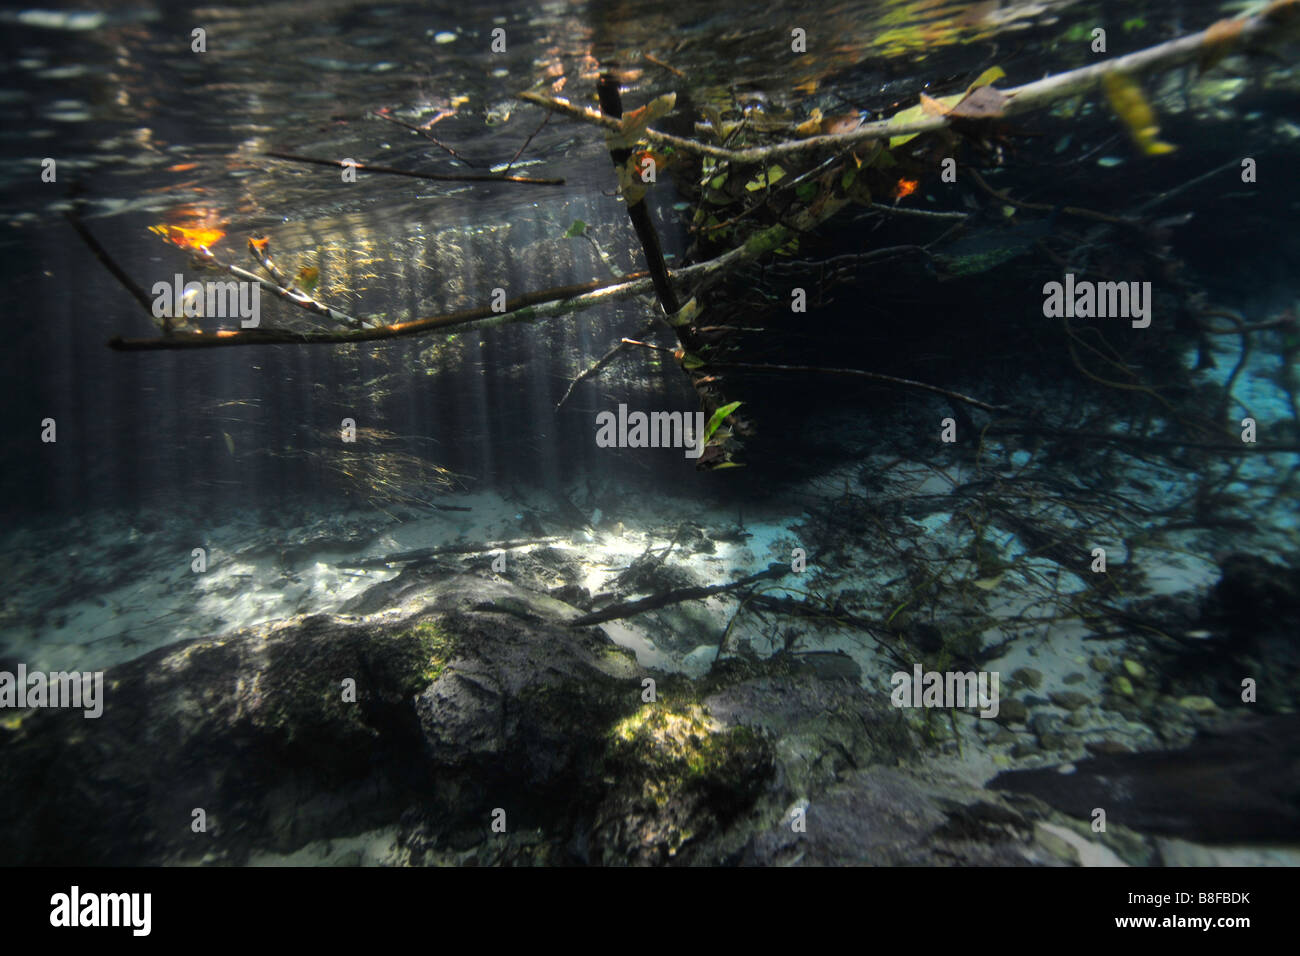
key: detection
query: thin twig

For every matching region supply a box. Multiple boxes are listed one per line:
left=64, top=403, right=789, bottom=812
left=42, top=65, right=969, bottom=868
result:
left=555, top=317, right=657, bottom=409
left=504, top=109, right=552, bottom=174
left=702, top=359, right=1010, bottom=413
left=265, top=151, right=563, bottom=185
left=372, top=110, right=477, bottom=166
left=64, top=212, right=157, bottom=316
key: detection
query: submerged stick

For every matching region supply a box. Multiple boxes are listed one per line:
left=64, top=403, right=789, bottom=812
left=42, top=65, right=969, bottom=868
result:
left=340, top=536, right=559, bottom=569
left=264, top=151, right=563, bottom=185
left=680, top=360, right=1010, bottom=413
left=596, top=73, right=680, bottom=316
left=568, top=562, right=792, bottom=627
left=107, top=241, right=756, bottom=350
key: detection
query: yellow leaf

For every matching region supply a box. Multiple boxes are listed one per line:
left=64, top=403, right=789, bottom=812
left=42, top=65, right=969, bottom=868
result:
left=1102, top=72, right=1177, bottom=155
left=966, top=65, right=1006, bottom=92
left=148, top=224, right=225, bottom=251
left=668, top=297, right=701, bottom=327
left=795, top=108, right=823, bottom=136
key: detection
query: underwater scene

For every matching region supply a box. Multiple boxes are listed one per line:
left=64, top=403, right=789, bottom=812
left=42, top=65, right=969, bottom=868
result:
left=1, top=0, right=1299, bottom=878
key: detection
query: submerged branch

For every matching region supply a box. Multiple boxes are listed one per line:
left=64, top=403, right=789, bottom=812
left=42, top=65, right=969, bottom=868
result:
left=702, top=360, right=1011, bottom=413
left=107, top=234, right=754, bottom=351
left=521, top=1, right=1299, bottom=164
left=568, top=562, right=792, bottom=627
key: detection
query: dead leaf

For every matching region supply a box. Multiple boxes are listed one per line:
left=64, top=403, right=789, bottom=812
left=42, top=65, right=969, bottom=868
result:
left=950, top=84, right=1008, bottom=120
left=919, top=92, right=953, bottom=117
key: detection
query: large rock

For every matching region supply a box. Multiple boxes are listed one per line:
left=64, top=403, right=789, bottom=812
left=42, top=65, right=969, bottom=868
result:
left=1, top=569, right=1072, bottom=866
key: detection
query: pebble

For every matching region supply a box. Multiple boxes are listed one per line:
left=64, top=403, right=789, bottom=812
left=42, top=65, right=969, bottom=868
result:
left=1179, top=695, right=1218, bottom=714
left=1049, top=691, right=1090, bottom=711
left=995, top=697, right=1028, bottom=725
left=1012, top=667, right=1043, bottom=690
left=1123, top=659, right=1146, bottom=681
left=1063, top=672, right=1086, bottom=685
left=1029, top=713, right=1065, bottom=736
left=1089, top=656, right=1111, bottom=673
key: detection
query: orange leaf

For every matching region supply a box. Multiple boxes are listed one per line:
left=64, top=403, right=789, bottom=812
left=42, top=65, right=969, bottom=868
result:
left=893, top=178, right=918, bottom=200
left=149, top=224, right=225, bottom=250
left=919, top=93, right=953, bottom=117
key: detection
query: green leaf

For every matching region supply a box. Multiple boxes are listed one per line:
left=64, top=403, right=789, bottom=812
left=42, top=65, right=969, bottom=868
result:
left=704, top=401, right=743, bottom=444
left=795, top=181, right=818, bottom=201
left=745, top=165, right=786, bottom=191
left=680, top=351, right=706, bottom=370
left=667, top=297, right=701, bottom=328
left=563, top=220, right=587, bottom=238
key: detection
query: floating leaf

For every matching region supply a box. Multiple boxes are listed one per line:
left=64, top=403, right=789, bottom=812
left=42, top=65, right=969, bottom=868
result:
left=563, top=219, right=587, bottom=238
left=1102, top=72, right=1176, bottom=155
left=149, top=223, right=225, bottom=251
left=704, top=401, right=743, bottom=444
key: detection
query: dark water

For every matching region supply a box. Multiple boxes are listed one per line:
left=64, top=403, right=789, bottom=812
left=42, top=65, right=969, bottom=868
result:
left=1, top=0, right=1299, bottom=873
